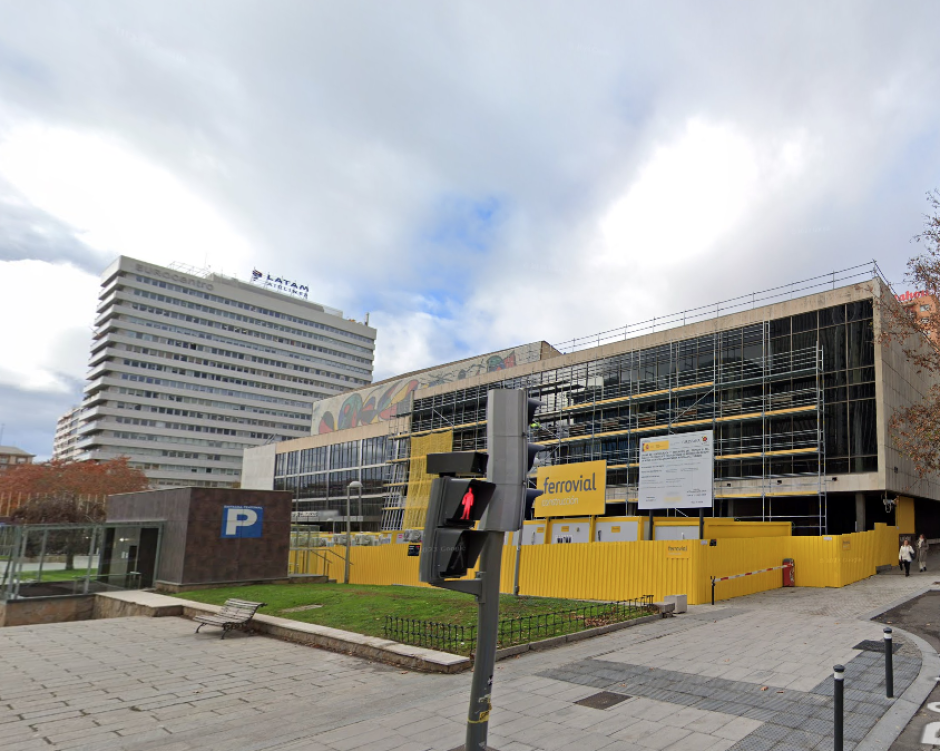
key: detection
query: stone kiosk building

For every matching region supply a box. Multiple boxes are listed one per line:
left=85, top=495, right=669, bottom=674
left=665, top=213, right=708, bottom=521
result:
left=106, top=487, right=292, bottom=591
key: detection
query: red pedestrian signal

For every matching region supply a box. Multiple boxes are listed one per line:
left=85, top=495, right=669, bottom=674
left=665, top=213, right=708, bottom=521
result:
left=460, top=488, right=475, bottom=520
left=419, top=476, right=495, bottom=584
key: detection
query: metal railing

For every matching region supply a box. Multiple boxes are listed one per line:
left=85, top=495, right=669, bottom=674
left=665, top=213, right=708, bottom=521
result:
left=1, top=522, right=162, bottom=601
left=383, top=596, right=655, bottom=655
left=553, top=262, right=886, bottom=354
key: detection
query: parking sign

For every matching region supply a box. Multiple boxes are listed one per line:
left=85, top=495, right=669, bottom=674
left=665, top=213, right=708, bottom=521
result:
left=221, top=506, right=264, bottom=538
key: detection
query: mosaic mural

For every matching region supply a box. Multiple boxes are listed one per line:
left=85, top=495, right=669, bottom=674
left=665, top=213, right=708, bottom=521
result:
left=312, top=342, right=545, bottom=435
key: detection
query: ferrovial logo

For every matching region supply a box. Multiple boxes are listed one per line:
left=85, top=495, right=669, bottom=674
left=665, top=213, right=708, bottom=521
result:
left=221, top=505, right=264, bottom=539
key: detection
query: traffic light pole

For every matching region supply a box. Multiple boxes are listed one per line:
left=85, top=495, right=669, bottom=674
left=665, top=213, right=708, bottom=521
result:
left=419, top=389, right=543, bottom=751
left=465, top=531, right=502, bottom=751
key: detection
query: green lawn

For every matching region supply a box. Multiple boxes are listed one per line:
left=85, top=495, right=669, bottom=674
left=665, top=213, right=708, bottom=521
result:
left=171, top=583, right=651, bottom=655
left=20, top=568, right=99, bottom=583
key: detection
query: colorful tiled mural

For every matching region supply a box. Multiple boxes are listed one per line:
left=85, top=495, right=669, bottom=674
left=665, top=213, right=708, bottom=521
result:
left=311, top=342, right=546, bottom=434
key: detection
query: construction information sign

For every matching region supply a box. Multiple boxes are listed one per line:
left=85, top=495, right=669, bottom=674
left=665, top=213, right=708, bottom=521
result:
left=638, top=430, right=714, bottom=510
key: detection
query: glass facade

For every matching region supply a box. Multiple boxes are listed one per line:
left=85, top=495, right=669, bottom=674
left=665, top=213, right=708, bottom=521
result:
left=274, top=436, right=388, bottom=529
left=381, top=300, right=876, bottom=535
left=273, top=299, right=877, bottom=536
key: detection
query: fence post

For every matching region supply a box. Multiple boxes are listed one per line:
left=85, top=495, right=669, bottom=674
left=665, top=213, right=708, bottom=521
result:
left=833, top=664, right=844, bottom=751
left=884, top=627, right=894, bottom=698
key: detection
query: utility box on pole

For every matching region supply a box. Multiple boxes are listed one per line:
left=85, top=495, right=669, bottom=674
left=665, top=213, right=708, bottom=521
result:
left=482, top=389, right=544, bottom=532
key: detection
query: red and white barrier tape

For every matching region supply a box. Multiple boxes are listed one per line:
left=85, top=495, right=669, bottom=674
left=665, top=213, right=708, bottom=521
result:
left=712, top=563, right=793, bottom=583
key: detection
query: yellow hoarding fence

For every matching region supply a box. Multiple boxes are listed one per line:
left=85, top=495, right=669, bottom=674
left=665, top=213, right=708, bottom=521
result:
left=292, top=523, right=902, bottom=606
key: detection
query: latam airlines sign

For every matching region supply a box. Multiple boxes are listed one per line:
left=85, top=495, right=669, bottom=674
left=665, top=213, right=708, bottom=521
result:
left=251, top=269, right=310, bottom=300
left=533, top=460, right=607, bottom=518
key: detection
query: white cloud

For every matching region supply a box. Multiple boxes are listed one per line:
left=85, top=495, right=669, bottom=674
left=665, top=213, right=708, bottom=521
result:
left=371, top=306, right=460, bottom=381
left=0, top=259, right=98, bottom=392
left=0, top=2, right=939, bottom=457
left=598, top=120, right=802, bottom=269
left=0, top=125, right=253, bottom=272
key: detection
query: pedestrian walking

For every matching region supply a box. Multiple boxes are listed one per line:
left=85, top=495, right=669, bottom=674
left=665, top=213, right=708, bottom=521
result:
left=918, top=534, right=929, bottom=572
left=899, top=539, right=915, bottom=577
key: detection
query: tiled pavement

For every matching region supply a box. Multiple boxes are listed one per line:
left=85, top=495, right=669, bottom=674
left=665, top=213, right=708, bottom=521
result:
left=0, top=571, right=937, bottom=751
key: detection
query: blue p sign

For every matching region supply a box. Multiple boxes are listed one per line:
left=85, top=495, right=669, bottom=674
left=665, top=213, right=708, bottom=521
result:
left=221, top=506, right=264, bottom=539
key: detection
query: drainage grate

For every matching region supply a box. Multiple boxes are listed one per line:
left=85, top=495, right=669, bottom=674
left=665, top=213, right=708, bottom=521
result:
left=575, top=691, right=631, bottom=709
left=853, top=640, right=899, bottom=653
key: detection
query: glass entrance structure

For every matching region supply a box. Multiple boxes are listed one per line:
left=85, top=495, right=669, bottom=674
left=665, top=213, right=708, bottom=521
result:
left=0, top=522, right=163, bottom=601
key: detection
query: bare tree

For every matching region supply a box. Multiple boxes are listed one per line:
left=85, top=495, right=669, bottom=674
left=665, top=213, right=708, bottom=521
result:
left=880, top=190, right=940, bottom=476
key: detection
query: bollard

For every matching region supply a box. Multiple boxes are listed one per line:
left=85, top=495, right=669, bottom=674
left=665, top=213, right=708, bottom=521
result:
left=884, top=627, right=894, bottom=698
left=711, top=577, right=716, bottom=606
left=833, top=664, right=844, bottom=751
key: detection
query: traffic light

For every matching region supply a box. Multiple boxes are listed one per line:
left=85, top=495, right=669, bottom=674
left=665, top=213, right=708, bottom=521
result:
left=419, top=452, right=496, bottom=585
left=481, top=390, right=546, bottom=531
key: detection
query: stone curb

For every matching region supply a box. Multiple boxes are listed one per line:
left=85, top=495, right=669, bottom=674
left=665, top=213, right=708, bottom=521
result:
left=94, top=592, right=469, bottom=674
left=96, top=592, right=660, bottom=674
left=859, top=584, right=936, bottom=622
left=181, top=603, right=471, bottom=674
left=855, top=625, right=940, bottom=751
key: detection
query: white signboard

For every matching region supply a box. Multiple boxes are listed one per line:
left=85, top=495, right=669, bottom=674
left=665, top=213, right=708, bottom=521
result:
left=638, top=430, right=714, bottom=510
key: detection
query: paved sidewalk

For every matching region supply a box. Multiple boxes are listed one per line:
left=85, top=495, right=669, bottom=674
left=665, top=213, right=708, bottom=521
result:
left=0, top=570, right=936, bottom=751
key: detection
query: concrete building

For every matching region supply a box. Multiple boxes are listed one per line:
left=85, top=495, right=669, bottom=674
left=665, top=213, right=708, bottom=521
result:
left=76, top=256, right=376, bottom=489
left=52, top=405, right=84, bottom=462
left=896, top=290, right=938, bottom=339
left=0, top=446, right=34, bottom=473
left=242, top=271, right=940, bottom=537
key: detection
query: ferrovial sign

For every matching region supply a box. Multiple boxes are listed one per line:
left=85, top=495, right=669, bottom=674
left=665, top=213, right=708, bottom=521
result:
left=638, top=430, right=714, bottom=510
left=221, top=506, right=264, bottom=538
left=533, top=460, right=607, bottom=518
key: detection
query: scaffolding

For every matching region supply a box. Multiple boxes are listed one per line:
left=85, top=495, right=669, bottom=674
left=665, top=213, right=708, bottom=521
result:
left=379, top=398, right=414, bottom=531
left=378, top=263, right=886, bottom=537
left=383, top=334, right=831, bottom=535
left=526, top=333, right=828, bottom=534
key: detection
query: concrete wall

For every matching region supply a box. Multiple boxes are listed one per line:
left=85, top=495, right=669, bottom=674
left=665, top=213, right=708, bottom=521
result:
left=875, top=283, right=940, bottom=499
left=241, top=443, right=276, bottom=490
left=0, top=595, right=96, bottom=627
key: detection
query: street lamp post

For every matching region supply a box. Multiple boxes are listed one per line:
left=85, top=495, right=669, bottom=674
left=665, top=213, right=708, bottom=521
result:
left=345, top=480, right=363, bottom=585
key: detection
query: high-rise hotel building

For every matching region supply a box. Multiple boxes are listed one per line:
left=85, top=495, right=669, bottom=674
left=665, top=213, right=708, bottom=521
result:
left=75, top=256, right=376, bottom=488
left=52, top=404, right=84, bottom=463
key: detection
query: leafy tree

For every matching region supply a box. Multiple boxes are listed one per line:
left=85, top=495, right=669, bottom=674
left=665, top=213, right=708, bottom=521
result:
left=880, top=190, right=940, bottom=476
left=0, top=458, right=149, bottom=569
left=0, top=456, right=148, bottom=505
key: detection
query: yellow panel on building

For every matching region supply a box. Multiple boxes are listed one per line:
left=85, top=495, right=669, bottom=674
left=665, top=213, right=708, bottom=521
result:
left=896, top=496, right=915, bottom=535
left=402, top=430, right=453, bottom=530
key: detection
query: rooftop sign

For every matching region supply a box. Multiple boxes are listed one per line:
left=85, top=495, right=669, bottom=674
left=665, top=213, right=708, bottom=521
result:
left=896, top=291, right=930, bottom=303
left=251, top=269, right=310, bottom=300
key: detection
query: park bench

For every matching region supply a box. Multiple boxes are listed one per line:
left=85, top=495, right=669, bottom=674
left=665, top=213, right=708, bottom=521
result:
left=193, top=599, right=266, bottom=639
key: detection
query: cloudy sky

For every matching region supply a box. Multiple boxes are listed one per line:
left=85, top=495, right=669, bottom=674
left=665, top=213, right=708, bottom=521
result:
left=1, top=2, right=938, bottom=459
